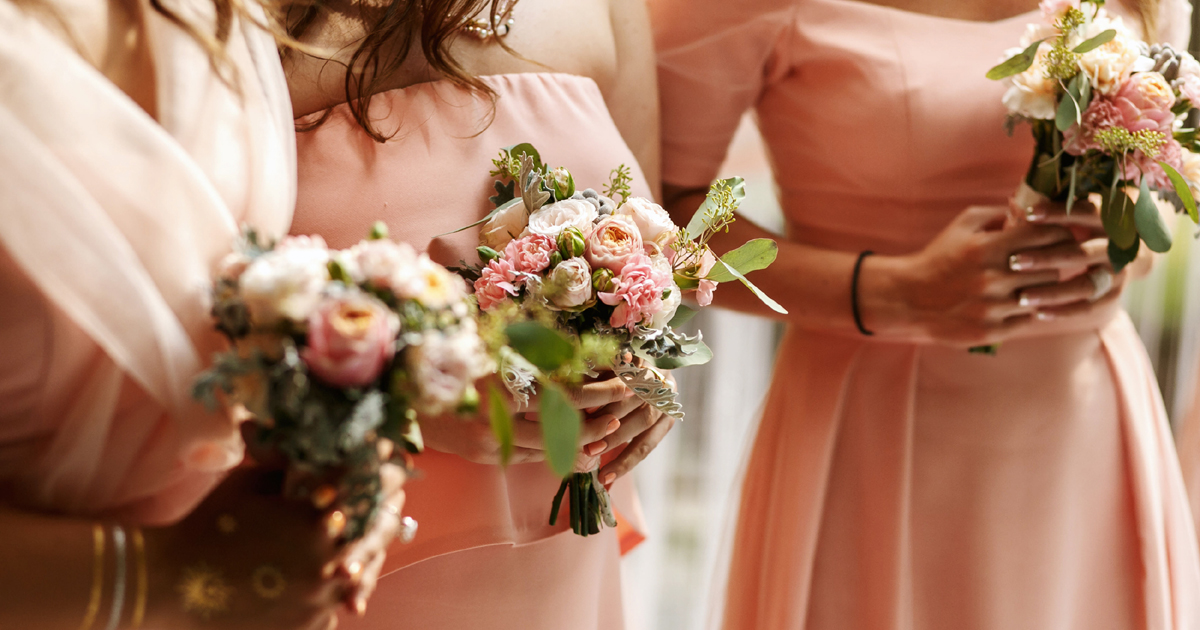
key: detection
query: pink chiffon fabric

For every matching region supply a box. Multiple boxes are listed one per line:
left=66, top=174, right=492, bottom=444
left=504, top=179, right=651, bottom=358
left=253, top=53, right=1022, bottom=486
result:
left=291, top=73, right=647, bottom=629
left=0, top=0, right=294, bottom=524
left=654, top=0, right=1200, bottom=628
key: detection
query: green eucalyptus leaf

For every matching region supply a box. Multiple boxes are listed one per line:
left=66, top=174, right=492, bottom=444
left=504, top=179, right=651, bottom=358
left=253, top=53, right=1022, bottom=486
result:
left=705, top=239, right=780, bottom=283
left=1134, top=178, right=1173, bottom=253
left=505, top=322, right=576, bottom=372
left=1073, top=29, right=1116, bottom=53
left=721, top=262, right=787, bottom=314
left=686, top=177, right=746, bottom=236
left=1066, top=162, right=1079, bottom=213
left=1056, top=76, right=1083, bottom=132
left=651, top=339, right=714, bottom=369
left=1108, top=238, right=1139, bottom=273
left=1159, top=161, right=1199, bottom=223
left=1101, top=184, right=1139, bottom=250
left=506, top=143, right=542, bottom=171
left=487, top=384, right=514, bottom=466
left=986, top=39, right=1046, bottom=80
left=667, top=305, right=699, bottom=329
left=538, top=384, right=581, bottom=478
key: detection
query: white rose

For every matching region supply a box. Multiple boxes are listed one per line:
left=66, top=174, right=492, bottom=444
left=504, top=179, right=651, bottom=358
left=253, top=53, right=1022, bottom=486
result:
left=615, top=197, right=677, bottom=245
left=1002, top=45, right=1058, bottom=119
left=393, top=254, right=467, bottom=308
left=544, top=257, right=594, bottom=309
left=1077, top=25, right=1140, bottom=95
left=527, top=199, right=599, bottom=239
left=240, top=242, right=331, bottom=325
left=341, top=239, right=419, bottom=289
left=649, top=283, right=682, bottom=330
left=408, top=326, right=493, bottom=415
left=1180, top=51, right=1200, bottom=81
left=1181, top=148, right=1200, bottom=188
left=480, top=200, right=529, bottom=250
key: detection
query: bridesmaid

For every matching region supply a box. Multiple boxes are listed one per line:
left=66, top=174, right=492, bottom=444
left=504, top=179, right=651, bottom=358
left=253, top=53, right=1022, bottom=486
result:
left=0, top=0, right=402, bottom=627
left=654, top=0, right=1200, bottom=628
left=283, top=0, right=667, bottom=627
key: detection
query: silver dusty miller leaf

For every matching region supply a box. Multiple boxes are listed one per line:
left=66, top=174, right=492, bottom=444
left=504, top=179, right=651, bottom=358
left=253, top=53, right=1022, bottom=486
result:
left=519, top=154, right=551, bottom=212
left=614, top=362, right=684, bottom=420
left=633, top=325, right=703, bottom=360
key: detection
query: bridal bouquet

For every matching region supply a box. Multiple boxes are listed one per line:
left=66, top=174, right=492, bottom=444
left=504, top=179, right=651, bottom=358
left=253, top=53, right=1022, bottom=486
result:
left=193, top=225, right=491, bottom=541
left=454, top=143, right=786, bottom=536
left=988, top=0, right=1200, bottom=270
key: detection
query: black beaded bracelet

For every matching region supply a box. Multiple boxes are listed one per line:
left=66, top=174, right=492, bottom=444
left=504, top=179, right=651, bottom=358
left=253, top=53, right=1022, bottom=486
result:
left=851, top=250, right=874, bottom=337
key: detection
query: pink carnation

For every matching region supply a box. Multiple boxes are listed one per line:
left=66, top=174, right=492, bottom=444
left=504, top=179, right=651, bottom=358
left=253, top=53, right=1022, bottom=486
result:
left=301, top=292, right=399, bottom=388
left=503, top=233, right=556, bottom=275
left=474, top=258, right=521, bottom=310
left=1064, top=97, right=1124, bottom=154
left=1112, top=73, right=1176, bottom=135
left=599, top=253, right=674, bottom=330
left=1125, top=138, right=1184, bottom=189
left=1178, top=75, right=1200, bottom=107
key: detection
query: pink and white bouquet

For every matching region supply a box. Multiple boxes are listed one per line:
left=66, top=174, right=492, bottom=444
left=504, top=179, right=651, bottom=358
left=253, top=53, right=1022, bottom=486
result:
left=193, top=225, right=491, bottom=540
left=454, top=143, right=786, bottom=535
left=989, top=0, right=1200, bottom=268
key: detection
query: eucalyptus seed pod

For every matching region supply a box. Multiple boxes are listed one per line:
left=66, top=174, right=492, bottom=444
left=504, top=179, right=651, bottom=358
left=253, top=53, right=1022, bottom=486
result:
left=557, top=226, right=587, bottom=258
left=592, top=267, right=616, bottom=293
left=1150, top=43, right=1183, bottom=81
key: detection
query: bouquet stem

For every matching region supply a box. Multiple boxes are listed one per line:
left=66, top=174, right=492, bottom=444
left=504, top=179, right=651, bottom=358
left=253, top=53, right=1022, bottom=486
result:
left=549, top=470, right=618, bottom=536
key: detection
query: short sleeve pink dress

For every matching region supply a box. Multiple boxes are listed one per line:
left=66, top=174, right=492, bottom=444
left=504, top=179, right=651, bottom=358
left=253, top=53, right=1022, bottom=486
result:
left=291, top=73, right=648, bottom=630
left=0, top=0, right=295, bottom=523
left=654, top=0, right=1200, bottom=628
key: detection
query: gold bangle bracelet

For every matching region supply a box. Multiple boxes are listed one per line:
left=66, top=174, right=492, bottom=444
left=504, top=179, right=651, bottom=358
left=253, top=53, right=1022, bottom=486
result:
left=79, top=524, right=104, bottom=630
left=130, top=529, right=147, bottom=630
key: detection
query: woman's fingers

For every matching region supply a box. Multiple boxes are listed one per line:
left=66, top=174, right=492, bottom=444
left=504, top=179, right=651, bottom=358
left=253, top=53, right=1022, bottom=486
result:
left=566, top=377, right=633, bottom=410
left=987, top=222, right=1075, bottom=260
left=1009, top=238, right=1107, bottom=272
left=597, top=412, right=677, bottom=484
left=1017, top=267, right=1115, bottom=308
left=595, top=404, right=659, bottom=456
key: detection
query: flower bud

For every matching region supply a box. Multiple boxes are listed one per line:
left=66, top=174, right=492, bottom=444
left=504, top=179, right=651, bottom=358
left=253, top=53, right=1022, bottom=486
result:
left=477, top=246, right=502, bottom=264
left=592, top=267, right=616, bottom=293
left=456, top=385, right=480, bottom=415
left=549, top=251, right=563, bottom=268
left=550, top=166, right=575, bottom=199
left=369, top=221, right=389, bottom=240
left=557, top=226, right=587, bottom=259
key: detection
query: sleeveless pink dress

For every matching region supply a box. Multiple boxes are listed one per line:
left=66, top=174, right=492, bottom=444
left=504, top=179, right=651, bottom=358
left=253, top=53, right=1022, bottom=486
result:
left=0, top=0, right=294, bottom=523
left=291, top=73, right=648, bottom=630
left=654, top=0, right=1200, bottom=628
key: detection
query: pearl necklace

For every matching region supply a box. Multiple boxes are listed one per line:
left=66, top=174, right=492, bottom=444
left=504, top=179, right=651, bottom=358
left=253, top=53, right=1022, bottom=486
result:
left=461, top=0, right=518, bottom=40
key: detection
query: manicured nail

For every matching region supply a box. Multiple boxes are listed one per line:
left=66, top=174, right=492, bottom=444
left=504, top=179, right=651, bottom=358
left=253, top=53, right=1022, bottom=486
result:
left=524, top=412, right=539, bottom=421
left=1009, top=254, right=1034, bottom=271
left=585, top=406, right=600, bottom=414
left=347, top=561, right=363, bottom=579
left=1018, top=293, right=1043, bottom=308
left=604, top=418, right=620, bottom=436
left=1025, top=205, right=1047, bottom=221
left=354, top=598, right=367, bottom=617
left=1035, top=311, right=1054, bottom=321
left=322, top=561, right=338, bottom=578
left=324, top=510, right=347, bottom=539
left=311, top=485, right=338, bottom=510
left=624, top=388, right=635, bottom=398
left=586, top=441, right=607, bottom=457
left=603, top=473, right=616, bottom=485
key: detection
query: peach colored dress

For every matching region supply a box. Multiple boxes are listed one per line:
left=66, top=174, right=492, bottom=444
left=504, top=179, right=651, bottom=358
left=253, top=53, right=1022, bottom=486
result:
left=291, top=73, right=647, bottom=630
left=0, top=0, right=295, bottom=524
left=654, top=0, right=1200, bottom=628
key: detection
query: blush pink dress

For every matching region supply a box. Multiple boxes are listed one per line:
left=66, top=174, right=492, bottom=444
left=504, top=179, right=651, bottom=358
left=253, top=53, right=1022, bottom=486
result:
left=291, top=73, right=648, bottom=630
left=0, top=0, right=295, bottom=523
left=654, top=0, right=1200, bottom=628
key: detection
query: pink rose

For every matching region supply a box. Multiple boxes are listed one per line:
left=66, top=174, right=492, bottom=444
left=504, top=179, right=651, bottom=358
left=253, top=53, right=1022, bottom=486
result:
left=1039, top=0, right=1076, bottom=20
left=302, top=292, right=399, bottom=388
left=599, top=253, right=673, bottom=330
left=1178, top=74, right=1200, bottom=107
left=474, top=258, right=520, bottom=310
left=587, top=215, right=644, bottom=272
left=503, top=233, right=556, bottom=275
left=695, top=250, right=718, bottom=308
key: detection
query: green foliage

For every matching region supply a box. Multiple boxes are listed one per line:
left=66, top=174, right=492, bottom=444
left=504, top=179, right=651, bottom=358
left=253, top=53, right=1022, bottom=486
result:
left=986, top=39, right=1046, bottom=80
left=1072, top=29, right=1116, bottom=53
left=1056, top=74, right=1086, bottom=132
left=603, top=164, right=634, bottom=204
left=1160, top=161, right=1199, bottom=222
left=704, top=239, right=780, bottom=283
left=667, top=305, right=699, bottom=329
left=720, top=262, right=787, bottom=314
left=1134, top=178, right=1173, bottom=253
left=505, top=322, right=576, bottom=372
left=646, top=338, right=713, bottom=369
left=1108, top=238, right=1139, bottom=273
left=1101, top=184, right=1139, bottom=250
left=686, top=177, right=745, bottom=237
left=487, top=384, right=514, bottom=466
left=538, top=384, right=581, bottom=478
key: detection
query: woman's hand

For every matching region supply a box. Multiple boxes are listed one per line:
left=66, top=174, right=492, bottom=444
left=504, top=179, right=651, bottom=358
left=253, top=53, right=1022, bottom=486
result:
left=581, top=372, right=677, bottom=485
left=142, top=467, right=359, bottom=630
left=418, top=377, right=633, bottom=466
left=857, top=203, right=1079, bottom=347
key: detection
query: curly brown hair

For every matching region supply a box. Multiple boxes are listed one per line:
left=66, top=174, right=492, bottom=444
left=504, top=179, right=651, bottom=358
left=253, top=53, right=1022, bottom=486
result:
left=287, top=0, right=512, bottom=143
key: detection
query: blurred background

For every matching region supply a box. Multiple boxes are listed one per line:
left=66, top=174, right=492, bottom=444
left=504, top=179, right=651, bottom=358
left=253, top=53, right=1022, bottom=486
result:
left=621, top=5, right=1200, bottom=628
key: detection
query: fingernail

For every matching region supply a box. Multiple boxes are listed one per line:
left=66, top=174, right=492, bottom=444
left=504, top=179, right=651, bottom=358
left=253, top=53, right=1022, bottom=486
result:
left=355, top=598, right=367, bottom=617
left=1035, top=311, right=1054, bottom=321
left=585, top=406, right=600, bottom=414
left=604, top=418, right=620, bottom=436
left=624, top=388, right=635, bottom=398
left=524, top=412, right=539, bottom=421
left=603, top=473, right=616, bottom=485
left=322, top=561, right=337, bottom=578
left=311, top=485, right=338, bottom=510
left=586, top=441, right=607, bottom=457
left=1009, top=254, right=1033, bottom=271
left=347, top=561, right=363, bottom=579
left=1018, top=293, right=1042, bottom=307
left=1025, top=205, right=1047, bottom=221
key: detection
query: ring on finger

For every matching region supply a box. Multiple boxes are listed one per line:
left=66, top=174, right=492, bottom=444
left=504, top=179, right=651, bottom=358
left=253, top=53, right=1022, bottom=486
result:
left=1086, top=267, right=1114, bottom=302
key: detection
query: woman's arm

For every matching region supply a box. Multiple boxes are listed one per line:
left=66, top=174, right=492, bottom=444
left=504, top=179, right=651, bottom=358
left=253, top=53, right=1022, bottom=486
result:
left=603, top=0, right=661, bottom=200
